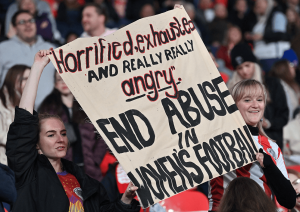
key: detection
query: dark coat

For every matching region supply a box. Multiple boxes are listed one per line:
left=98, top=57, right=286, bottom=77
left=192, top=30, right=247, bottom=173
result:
left=264, top=77, right=289, bottom=149
left=0, top=163, right=17, bottom=212
left=6, top=107, right=140, bottom=212
left=243, top=6, right=290, bottom=43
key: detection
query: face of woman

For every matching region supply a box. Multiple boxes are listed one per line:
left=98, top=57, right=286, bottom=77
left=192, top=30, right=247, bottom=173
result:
left=236, top=62, right=255, bottom=80
left=37, top=118, right=68, bottom=160
left=236, top=87, right=265, bottom=127
left=55, top=72, right=71, bottom=95
left=21, top=69, right=30, bottom=93
left=289, top=173, right=300, bottom=208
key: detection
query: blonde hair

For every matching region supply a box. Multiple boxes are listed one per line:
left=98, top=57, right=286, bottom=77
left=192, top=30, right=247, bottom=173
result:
left=230, top=79, right=274, bottom=141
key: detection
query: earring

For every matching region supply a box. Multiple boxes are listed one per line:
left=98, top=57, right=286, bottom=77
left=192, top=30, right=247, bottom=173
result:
left=260, top=118, right=263, bottom=122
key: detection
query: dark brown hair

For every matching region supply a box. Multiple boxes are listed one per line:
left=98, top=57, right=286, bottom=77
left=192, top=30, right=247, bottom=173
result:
left=11, top=10, right=33, bottom=26
left=83, top=3, right=107, bottom=22
left=269, top=60, right=300, bottom=93
left=217, top=177, right=277, bottom=212
left=287, top=169, right=300, bottom=178
left=0, top=64, right=30, bottom=108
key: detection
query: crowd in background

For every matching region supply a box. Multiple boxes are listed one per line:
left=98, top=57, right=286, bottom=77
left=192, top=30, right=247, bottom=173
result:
left=1, top=0, right=300, bottom=211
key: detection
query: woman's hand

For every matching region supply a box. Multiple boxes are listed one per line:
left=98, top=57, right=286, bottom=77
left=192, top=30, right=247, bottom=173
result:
left=256, top=152, right=265, bottom=168
left=33, top=49, right=52, bottom=69
left=174, top=4, right=182, bottom=9
left=121, top=182, right=138, bottom=205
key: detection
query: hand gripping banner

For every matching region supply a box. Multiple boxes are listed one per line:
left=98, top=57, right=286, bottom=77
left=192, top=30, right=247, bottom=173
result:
left=48, top=7, right=258, bottom=208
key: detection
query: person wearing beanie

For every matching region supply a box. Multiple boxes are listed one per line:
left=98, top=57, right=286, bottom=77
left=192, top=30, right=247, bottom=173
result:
left=228, top=43, right=289, bottom=149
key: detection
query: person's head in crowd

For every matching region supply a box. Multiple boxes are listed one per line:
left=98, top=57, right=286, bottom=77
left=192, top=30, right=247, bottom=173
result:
left=39, top=71, right=85, bottom=123
left=269, top=60, right=298, bottom=86
left=287, top=169, right=300, bottom=211
left=65, top=32, right=78, bottom=43
left=139, top=3, right=155, bottom=18
left=231, top=79, right=267, bottom=129
left=287, top=0, right=299, bottom=7
left=254, top=0, right=269, bottom=16
left=217, top=177, right=277, bottom=212
left=214, top=3, right=227, bottom=19
left=235, top=0, right=248, bottom=14
left=0, top=65, right=30, bottom=108
left=18, top=0, right=37, bottom=15
left=12, top=10, right=37, bottom=45
left=287, top=8, right=300, bottom=26
left=230, top=43, right=262, bottom=82
left=182, top=2, right=196, bottom=21
left=282, top=49, right=299, bottom=69
left=82, top=3, right=107, bottom=37
left=225, top=26, right=242, bottom=47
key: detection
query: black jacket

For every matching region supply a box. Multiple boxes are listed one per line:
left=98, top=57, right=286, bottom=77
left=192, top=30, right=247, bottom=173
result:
left=243, top=6, right=290, bottom=44
left=264, top=77, right=289, bottom=149
left=0, top=163, right=17, bottom=212
left=6, top=107, right=140, bottom=212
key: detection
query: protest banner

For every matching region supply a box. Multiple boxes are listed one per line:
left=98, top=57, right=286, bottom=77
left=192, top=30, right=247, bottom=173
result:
left=48, top=6, right=258, bottom=208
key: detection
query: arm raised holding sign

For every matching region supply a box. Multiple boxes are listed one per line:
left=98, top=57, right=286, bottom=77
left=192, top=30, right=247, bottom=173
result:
left=6, top=49, right=140, bottom=212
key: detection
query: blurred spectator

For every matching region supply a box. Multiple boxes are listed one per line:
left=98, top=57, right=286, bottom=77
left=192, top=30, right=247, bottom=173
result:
left=228, top=43, right=289, bottom=149
left=216, top=25, right=242, bottom=70
left=0, top=0, right=14, bottom=38
left=5, top=0, right=62, bottom=43
left=209, top=3, right=229, bottom=47
left=65, top=31, right=79, bottom=43
left=269, top=59, right=300, bottom=121
left=182, top=2, right=202, bottom=37
left=126, top=0, right=155, bottom=22
left=287, top=169, right=300, bottom=212
left=217, top=177, right=277, bottom=212
left=56, top=0, right=83, bottom=39
left=197, top=0, right=215, bottom=23
left=139, top=3, right=155, bottom=18
left=286, top=7, right=300, bottom=39
left=39, top=72, right=107, bottom=182
left=286, top=0, right=300, bottom=13
left=0, top=10, right=56, bottom=109
left=283, top=113, right=300, bottom=165
left=0, top=65, right=30, bottom=165
left=228, top=0, right=248, bottom=30
left=0, top=163, right=17, bottom=212
left=81, top=3, right=117, bottom=38
left=243, top=0, right=290, bottom=72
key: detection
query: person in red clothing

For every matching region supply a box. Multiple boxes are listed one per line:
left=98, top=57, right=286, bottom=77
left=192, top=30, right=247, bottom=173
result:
left=208, top=79, right=296, bottom=211
left=216, top=25, right=242, bottom=71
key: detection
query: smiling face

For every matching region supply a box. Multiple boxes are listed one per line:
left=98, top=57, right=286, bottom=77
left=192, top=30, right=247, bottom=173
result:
left=236, top=86, right=265, bottom=127
left=37, top=118, right=68, bottom=160
left=236, top=61, right=255, bottom=80
left=289, top=173, right=300, bottom=209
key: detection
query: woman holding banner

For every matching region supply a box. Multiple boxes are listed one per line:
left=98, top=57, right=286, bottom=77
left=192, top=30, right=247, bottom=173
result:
left=209, top=79, right=296, bottom=211
left=6, top=49, right=140, bottom=212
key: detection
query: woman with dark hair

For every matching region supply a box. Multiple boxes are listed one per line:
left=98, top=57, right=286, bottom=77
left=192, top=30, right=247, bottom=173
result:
left=217, top=177, right=277, bottom=212
left=208, top=79, right=296, bottom=211
left=269, top=60, right=300, bottom=121
left=39, top=71, right=107, bottom=182
left=6, top=49, right=140, bottom=212
left=0, top=65, right=30, bottom=165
